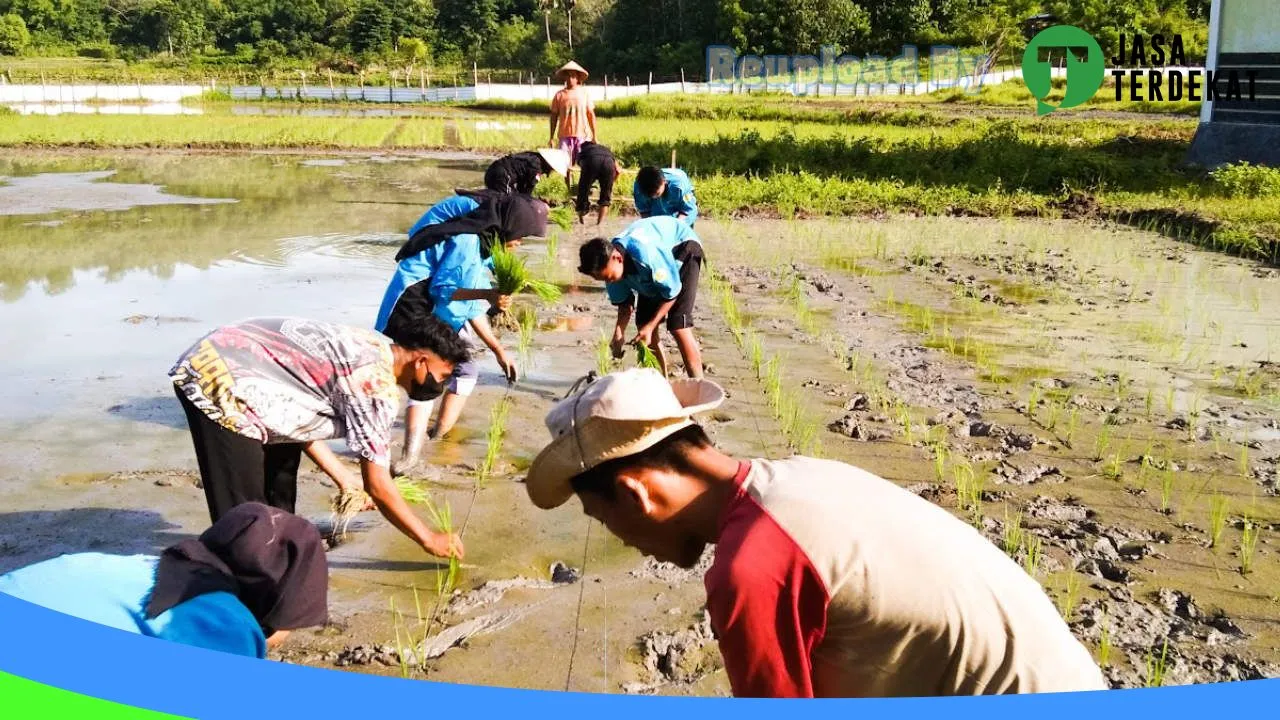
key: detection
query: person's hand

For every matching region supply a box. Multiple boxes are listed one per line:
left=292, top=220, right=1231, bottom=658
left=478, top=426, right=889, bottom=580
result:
left=496, top=349, right=519, bottom=384
left=632, top=324, right=657, bottom=348
left=609, top=334, right=626, bottom=360
left=489, top=291, right=514, bottom=312
left=423, top=531, right=465, bottom=560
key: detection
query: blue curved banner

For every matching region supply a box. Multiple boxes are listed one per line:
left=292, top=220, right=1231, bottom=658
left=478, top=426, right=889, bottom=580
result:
left=0, top=592, right=1275, bottom=717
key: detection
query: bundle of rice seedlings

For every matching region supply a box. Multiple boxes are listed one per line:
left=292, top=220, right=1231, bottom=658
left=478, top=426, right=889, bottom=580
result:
left=491, top=243, right=562, bottom=303
left=548, top=205, right=574, bottom=230
left=635, top=341, right=662, bottom=370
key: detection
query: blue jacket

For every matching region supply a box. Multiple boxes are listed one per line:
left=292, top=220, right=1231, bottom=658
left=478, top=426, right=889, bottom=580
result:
left=634, top=168, right=698, bottom=226
left=376, top=195, right=490, bottom=332
left=606, top=216, right=702, bottom=305
left=0, top=553, right=266, bottom=658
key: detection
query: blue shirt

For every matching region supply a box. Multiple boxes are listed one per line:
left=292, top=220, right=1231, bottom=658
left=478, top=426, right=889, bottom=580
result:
left=633, top=168, right=698, bottom=226
left=0, top=553, right=266, bottom=658
left=606, top=216, right=702, bottom=305
left=376, top=195, right=487, bottom=332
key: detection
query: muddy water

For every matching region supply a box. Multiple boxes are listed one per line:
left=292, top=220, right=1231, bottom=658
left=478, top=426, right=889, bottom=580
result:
left=2, top=151, right=1275, bottom=693
left=698, top=216, right=1279, bottom=686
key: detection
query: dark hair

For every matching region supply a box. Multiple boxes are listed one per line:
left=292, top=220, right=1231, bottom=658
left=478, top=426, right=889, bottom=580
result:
left=636, top=166, right=665, bottom=197
left=569, top=425, right=712, bottom=501
left=578, top=237, right=613, bottom=275
left=382, top=304, right=471, bottom=366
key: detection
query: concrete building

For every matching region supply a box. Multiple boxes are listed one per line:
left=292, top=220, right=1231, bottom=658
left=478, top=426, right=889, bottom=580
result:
left=1187, top=0, right=1280, bottom=166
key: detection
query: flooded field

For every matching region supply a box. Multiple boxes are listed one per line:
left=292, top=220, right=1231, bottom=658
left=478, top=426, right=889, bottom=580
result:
left=0, top=151, right=1275, bottom=693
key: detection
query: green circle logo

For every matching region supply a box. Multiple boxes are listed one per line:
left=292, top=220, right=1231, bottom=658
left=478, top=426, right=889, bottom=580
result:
left=1022, top=25, right=1105, bottom=115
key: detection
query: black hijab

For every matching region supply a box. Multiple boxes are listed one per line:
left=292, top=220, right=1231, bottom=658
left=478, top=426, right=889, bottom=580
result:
left=145, top=503, right=328, bottom=633
left=395, top=192, right=549, bottom=262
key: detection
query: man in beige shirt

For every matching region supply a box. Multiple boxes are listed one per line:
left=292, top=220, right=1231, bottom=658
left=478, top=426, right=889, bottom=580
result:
left=550, top=60, right=598, bottom=192
left=525, top=370, right=1109, bottom=698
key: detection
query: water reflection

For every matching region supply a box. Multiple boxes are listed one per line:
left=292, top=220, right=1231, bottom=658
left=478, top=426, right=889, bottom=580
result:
left=0, top=153, right=484, bottom=302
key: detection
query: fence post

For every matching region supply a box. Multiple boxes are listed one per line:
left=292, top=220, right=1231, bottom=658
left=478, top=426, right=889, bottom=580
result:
left=648, top=71, right=652, bottom=94
left=604, top=74, right=608, bottom=100
left=680, top=67, right=686, bottom=93
left=547, top=75, right=552, bottom=100
left=473, top=62, right=478, bottom=89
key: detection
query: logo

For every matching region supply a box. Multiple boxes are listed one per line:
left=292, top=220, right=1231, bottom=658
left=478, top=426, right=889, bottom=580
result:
left=1022, top=25, right=1105, bottom=115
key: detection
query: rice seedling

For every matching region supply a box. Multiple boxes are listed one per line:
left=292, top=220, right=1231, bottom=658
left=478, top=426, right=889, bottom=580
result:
left=1027, top=386, right=1042, bottom=421
left=1045, top=399, right=1061, bottom=431
left=395, top=476, right=431, bottom=505
left=1239, top=520, right=1260, bottom=575
left=1002, top=509, right=1024, bottom=557
left=1093, top=424, right=1113, bottom=461
left=544, top=230, right=560, bottom=269
left=595, top=331, right=614, bottom=376
left=1098, top=625, right=1112, bottom=668
left=490, top=242, right=562, bottom=302
left=390, top=598, right=412, bottom=678
left=477, top=397, right=512, bottom=487
left=1103, top=453, right=1123, bottom=480
left=1238, top=445, right=1250, bottom=478
left=515, top=305, right=537, bottom=367
left=635, top=340, right=662, bottom=370
left=1165, top=386, right=1175, bottom=413
left=421, top=492, right=459, bottom=595
left=329, top=487, right=370, bottom=543
left=1064, top=407, right=1079, bottom=447
left=749, top=334, right=766, bottom=377
left=1145, top=639, right=1169, bottom=688
left=1208, top=493, right=1228, bottom=549
left=932, top=442, right=948, bottom=483
left=1022, top=535, right=1043, bottom=577
left=1057, top=572, right=1081, bottom=620
left=895, top=400, right=915, bottom=445
left=1159, top=468, right=1175, bottom=513
left=1144, top=388, right=1154, bottom=420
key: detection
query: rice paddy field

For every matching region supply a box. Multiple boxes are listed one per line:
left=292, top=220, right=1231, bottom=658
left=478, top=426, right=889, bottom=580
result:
left=0, top=92, right=1276, bottom=692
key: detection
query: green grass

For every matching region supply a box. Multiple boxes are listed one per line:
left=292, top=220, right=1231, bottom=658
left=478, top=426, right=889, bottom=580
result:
left=5, top=96, right=1274, bottom=263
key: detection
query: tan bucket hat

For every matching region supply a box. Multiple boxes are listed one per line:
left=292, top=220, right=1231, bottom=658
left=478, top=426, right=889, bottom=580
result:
left=555, top=61, right=590, bottom=81
left=536, top=148, right=572, bottom=177
left=526, top=369, right=725, bottom=510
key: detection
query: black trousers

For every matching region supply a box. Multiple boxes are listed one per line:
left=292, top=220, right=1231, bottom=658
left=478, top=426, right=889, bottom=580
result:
left=175, top=387, right=304, bottom=522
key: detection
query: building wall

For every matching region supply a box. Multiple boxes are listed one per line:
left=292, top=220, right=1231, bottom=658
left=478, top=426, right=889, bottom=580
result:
left=1220, top=0, right=1280, bottom=53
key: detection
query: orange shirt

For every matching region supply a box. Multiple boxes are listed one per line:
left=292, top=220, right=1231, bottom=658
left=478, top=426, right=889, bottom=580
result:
left=551, top=86, right=594, bottom=141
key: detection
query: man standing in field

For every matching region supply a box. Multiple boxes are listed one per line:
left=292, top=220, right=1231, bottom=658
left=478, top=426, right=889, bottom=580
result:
left=633, top=165, right=698, bottom=226
left=550, top=61, right=597, bottom=192
left=578, top=216, right=704, bottom=379
left=524, top=369, right=1108, bottom=698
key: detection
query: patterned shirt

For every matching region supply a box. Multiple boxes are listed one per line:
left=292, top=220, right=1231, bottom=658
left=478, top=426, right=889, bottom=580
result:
left=170, top=318, right=400, bottom=467
left=706, top=457, right=1107, bottom=697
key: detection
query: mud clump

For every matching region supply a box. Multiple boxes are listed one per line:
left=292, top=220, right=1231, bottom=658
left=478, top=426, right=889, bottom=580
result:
left=991, top=457, right=1063, bottom=485
left=626, top=611, right=722, bottom=693
left=631, top=550, right=715, bottom=585
left=827, top=414, right=890, bottom=441
left=1056, top=192, right=1102, bottom=220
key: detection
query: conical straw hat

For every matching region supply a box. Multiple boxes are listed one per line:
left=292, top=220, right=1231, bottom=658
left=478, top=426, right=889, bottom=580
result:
left=555, top=61, right=589, bottom=81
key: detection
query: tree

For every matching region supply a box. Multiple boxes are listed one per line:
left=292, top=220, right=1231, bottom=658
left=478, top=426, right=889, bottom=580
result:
left=349, top=0, right=391, bottom=53
left=397, top=35, right=427, bottom=63
left=0, top=12, right=30, bottom=54
left=436, top=0, right=498, bottom=55
left=716, top=0, right=870, bottom=56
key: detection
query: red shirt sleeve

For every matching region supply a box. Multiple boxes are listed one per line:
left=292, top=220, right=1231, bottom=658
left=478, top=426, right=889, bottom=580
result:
left=706, top=484, right=830, bottom=698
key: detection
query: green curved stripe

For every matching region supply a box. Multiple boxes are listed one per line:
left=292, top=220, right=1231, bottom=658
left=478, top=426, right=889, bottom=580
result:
left=0, top=671, right=190, bottom=719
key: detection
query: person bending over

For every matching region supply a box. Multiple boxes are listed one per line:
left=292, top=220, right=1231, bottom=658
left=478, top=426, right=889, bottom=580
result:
left=575, top=141, right=621, bottom=226
left=484, top=148, right=570, bottom=195
left=0, top=503, right=328, bottom=658
left=170, top=313, right=469, bottom=559
left=376, top=193, right=549, bottom=475
left=633, top=166, right=697, bottom=226
left=524, top=370, right=1109, bottom=698
left=578, top=216, right=704, bottom=378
